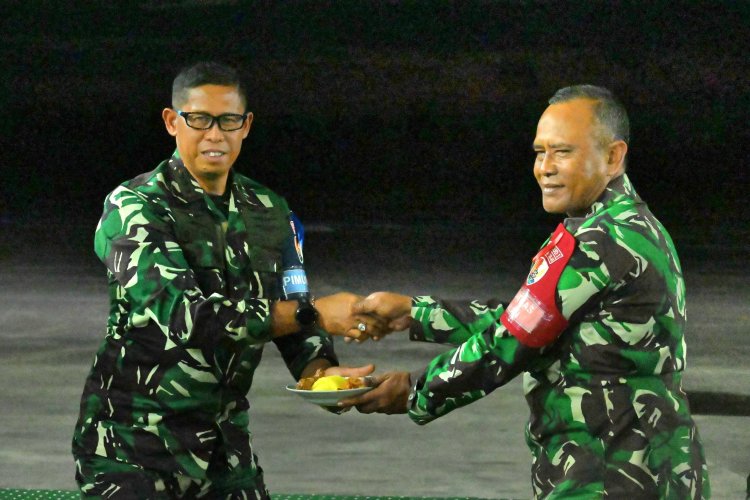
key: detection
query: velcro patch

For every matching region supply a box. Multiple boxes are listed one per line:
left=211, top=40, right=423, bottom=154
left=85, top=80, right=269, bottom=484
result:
left=500, top=223, right=575, bottom=347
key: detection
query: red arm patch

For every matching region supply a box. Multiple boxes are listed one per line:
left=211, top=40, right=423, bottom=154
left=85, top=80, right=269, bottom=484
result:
left=500, top=223, right=576, bottom=348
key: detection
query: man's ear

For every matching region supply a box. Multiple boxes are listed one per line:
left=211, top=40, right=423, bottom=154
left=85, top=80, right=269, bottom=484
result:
left=162, top=108, right=178, bottom=137
left=607, top=140, right=628, bottom=176
left=241, top=112, right=254, bottom=139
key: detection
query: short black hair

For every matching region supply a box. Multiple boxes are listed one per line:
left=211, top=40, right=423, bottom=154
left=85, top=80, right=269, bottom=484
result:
left=549, top=85, right=630, bottom=146
left=171, top=61, right=247, bottom=110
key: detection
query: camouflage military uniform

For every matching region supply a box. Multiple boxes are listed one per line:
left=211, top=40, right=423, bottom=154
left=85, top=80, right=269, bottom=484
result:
left=72, top=152, right=337, bottom=498
left=406, top=174, right=710, bottom=498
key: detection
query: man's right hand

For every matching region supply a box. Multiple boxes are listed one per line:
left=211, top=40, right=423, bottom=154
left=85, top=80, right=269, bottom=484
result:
left=315, top=292, right=389, bottom=341
left=352, top=292, right=413, bottom=338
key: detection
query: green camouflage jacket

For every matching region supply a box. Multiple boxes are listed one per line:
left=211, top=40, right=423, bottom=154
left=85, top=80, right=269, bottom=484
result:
left=72, top=152, right=337, bottom=481
left=406, top=174, right=709, bottom=498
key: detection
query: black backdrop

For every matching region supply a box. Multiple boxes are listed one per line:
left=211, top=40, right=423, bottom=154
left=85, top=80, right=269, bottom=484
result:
left=3, top=1, right=749, bottom=240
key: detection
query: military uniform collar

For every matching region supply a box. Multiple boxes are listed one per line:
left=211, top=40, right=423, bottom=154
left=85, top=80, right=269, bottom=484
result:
left=165, top=151, right=267, bottom=209
left=165, top=152, right=205, bottom=203
left=564, top=174, right=641, bottom=231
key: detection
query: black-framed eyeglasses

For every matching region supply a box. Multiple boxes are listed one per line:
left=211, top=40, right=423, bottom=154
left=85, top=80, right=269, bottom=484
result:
left=176, top=110, right=249, bottom=131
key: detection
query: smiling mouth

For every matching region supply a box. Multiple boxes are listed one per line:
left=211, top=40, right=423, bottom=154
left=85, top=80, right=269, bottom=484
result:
left=542, top=184, right=563, bottom=194
left=204, top=151, right=226, bottom=157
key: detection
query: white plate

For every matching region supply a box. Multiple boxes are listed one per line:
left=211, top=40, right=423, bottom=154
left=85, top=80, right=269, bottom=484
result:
left=286, top=384, right=373, bottom=406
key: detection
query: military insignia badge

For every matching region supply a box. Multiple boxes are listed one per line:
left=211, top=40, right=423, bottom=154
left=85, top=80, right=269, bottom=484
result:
left=289, top=212, right=305, bottom=265
left=527, top=255, right=549, bottom=285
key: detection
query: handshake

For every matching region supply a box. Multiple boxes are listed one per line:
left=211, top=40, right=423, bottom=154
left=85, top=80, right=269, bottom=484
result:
left=313, top=291, right=414, bottom=342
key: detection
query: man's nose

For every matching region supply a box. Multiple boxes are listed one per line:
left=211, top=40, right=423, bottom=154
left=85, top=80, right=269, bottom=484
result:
left=539, top=154, right=556, bottom=175
left=204, top=121, right=224, bottom=140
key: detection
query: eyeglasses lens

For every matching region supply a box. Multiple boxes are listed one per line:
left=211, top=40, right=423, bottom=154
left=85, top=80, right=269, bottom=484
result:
left=218, top=115, right=245, bottom=131
left=183, top=113, right=245, bottom=131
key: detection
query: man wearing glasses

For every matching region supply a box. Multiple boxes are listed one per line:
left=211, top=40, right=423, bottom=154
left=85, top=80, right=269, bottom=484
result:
left=72, top=61, right=380, bottom=498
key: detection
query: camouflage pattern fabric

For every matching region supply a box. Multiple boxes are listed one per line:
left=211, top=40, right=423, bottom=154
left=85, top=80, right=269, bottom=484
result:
left=74, top=454, right=269, bottom=498
left=406, top=174, right=710, bottom=498
left=72, top=152, right=337, bottom=495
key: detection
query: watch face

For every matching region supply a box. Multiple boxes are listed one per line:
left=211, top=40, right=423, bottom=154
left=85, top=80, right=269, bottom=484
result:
left=296, top=304, right=318, bottom=326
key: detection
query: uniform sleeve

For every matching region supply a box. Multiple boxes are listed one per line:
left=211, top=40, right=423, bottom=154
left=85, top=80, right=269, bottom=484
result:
left=409, top=295, right=505, bottom=345
left=95, top=186, right=274, bottom=347
left=273, top=329, right=339, bottom=380
left=272, top=212, right=339, bottom=380
left=407, top=229, right=620, bottom=425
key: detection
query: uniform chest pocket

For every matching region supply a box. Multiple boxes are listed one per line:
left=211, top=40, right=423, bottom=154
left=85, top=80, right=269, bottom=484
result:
left=178, top=240, right=226, bottom=295
left=173, top=216, right=227, bottom=295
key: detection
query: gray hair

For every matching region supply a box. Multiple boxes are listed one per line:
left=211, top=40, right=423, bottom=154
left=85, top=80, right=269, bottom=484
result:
left=549, top=85, right=630, bottom=147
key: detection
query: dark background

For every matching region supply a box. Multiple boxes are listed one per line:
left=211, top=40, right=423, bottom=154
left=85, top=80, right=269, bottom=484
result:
left=1, top=4, right=749, bottom=494
left=2, top=1, right=749, bottom=245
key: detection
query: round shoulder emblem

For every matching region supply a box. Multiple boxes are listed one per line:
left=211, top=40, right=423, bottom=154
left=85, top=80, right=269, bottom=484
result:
left=527, top=255, right=549, bottom=285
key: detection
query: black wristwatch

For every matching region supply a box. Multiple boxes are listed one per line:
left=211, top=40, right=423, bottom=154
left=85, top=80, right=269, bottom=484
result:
left=295, top=297, right=318, bottom=331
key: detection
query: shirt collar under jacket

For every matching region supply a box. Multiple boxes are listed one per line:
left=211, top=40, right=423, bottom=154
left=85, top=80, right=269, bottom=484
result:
left=563, top=173, right=642, bottom=233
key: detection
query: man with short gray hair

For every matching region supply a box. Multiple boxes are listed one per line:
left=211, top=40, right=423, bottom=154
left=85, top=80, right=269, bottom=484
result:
left=346, top=85, right=710, bottom=498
